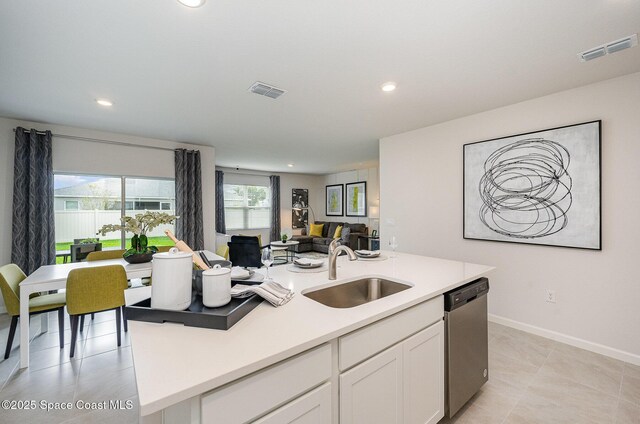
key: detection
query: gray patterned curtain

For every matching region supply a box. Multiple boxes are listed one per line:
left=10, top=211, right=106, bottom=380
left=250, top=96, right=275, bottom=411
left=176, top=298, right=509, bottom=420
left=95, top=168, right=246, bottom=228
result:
left=11, top=128, right=55, bottom=274
left=215, top=170, right=226, bottom=234
left=269, top=175, right=280, bottom=242
left=175, top=149, right=204, bottom=250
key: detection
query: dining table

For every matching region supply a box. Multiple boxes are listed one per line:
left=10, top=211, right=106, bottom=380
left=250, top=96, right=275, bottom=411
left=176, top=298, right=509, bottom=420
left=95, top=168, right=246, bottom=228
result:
left=18, top=250, right=223, bottom=369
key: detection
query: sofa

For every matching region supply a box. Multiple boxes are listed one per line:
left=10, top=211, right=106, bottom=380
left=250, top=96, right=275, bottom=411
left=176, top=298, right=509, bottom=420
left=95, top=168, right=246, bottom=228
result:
left=291, top=221, right=368, bottom=254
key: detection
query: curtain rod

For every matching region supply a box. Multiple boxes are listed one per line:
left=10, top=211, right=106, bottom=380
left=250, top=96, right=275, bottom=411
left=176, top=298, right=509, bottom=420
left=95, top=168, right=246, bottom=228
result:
left=13, top=128, right=178, bottom=153
left=220, top=168, right=275, bottom=177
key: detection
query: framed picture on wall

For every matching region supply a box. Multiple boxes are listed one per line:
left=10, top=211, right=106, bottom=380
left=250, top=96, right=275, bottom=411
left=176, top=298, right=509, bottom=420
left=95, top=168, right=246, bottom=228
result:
left=292, top=188, right=308, bottom=208
left=292, top=209, right=308, bottom=229
left=463, top=120, right=601, bottom=250
left=346, top=181, right=367, bottom=217
left=326, top=184, right=343, bottom=216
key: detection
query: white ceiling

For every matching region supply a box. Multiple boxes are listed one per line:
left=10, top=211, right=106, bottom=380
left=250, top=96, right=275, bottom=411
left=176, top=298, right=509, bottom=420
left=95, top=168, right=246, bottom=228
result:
left=1, top=0, right=638, bottom=174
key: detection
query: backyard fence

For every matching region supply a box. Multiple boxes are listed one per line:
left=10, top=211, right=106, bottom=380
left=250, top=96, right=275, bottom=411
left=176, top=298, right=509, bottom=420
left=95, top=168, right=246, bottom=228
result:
left=55, top=210, right=176, bottom=243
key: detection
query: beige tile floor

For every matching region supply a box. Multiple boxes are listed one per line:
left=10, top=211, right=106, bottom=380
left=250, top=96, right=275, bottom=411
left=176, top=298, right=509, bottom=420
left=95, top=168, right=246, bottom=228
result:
left=0, top=310, right=137, bottom=424
left=0, top=312, right=638, bottom=423
left=441, top=322, right=640, bottom=424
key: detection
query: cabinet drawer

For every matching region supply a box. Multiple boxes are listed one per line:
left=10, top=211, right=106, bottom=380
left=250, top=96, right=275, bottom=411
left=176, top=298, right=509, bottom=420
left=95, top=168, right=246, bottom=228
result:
left=253, top=382, right=332, bottom=424
left=201, top=344, right=331, bottom=424
left=339, top=296, right=443, bottom=371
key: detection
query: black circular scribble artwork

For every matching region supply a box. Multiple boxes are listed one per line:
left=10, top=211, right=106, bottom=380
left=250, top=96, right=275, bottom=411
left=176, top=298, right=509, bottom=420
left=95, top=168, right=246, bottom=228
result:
left=478, top=138, right=572, bottom=239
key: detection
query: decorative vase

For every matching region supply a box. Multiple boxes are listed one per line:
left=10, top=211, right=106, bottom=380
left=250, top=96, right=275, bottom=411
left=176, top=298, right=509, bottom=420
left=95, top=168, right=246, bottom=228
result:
left=123, top=252, right=155, bottom=264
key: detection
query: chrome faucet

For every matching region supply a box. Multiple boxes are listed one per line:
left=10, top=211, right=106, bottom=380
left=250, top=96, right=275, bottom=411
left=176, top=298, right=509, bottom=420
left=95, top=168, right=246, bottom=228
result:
left=328, top=239, right=358, bottom=280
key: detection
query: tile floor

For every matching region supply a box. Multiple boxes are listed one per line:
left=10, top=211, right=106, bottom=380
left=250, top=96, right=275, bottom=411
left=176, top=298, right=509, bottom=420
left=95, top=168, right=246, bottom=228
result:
left=0, top=312, right=638, bottom=423
left=0, top=310, right=137, bottom=424
left=441, top=322, right=640, bottom=424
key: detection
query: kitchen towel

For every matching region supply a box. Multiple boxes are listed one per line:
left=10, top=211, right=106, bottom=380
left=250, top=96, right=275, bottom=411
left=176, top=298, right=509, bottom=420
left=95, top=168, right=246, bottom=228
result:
left=231, top=281, right=294, bottom=307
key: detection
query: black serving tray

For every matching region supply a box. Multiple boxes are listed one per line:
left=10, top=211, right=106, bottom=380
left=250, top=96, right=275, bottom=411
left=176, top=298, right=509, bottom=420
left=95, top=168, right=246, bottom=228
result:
left=125, top=289, right=263, bottom=330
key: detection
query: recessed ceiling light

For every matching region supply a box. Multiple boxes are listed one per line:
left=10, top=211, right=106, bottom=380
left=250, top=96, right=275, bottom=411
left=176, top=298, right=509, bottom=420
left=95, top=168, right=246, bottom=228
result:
left=381, top=82, right=397, bottom=92
left=177, top=0, right=206, bottom=8
left=287, top=163, right=294, bottom=167
left=95, top=99, right=113, bottom=107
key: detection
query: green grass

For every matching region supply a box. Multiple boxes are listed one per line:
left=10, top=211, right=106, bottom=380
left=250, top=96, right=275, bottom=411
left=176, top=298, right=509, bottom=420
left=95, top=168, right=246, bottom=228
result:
left=55, top=236, right=173, bottom=264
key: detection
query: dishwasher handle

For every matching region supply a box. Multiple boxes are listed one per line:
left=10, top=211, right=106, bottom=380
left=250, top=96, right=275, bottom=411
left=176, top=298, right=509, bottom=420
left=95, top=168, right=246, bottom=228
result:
left=444, top=277, right=489, bottom=312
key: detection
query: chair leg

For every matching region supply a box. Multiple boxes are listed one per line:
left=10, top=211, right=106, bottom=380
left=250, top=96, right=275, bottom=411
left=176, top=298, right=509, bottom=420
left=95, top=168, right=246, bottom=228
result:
left=58, top=308, right=64, bottom=349
left=115, top=308, right=122, bottom=347
left=122, top=306, right=128, bottom=333
left=4, top=316, right=18, bottom=359
left=70, top=315, right=79, bottom=358
left=80, top=314, right=84, bottom=333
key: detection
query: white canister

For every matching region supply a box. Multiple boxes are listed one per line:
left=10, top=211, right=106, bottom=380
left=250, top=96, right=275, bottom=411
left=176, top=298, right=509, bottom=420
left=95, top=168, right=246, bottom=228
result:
left=202, top=265, right=232, bottom=308
left=151, top=248, right=193, bottom=311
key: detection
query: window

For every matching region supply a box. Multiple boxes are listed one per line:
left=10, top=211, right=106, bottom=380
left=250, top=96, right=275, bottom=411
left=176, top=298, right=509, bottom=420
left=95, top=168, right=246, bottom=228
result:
left=223, top=184, right=271, bottom=230
left=64, top=200, right=79, bottom=210
left=125, top=177, right=176, bottom=248
left=54, top=174, right=176, bottom=260
left=133, top=201, right=160, bottom=210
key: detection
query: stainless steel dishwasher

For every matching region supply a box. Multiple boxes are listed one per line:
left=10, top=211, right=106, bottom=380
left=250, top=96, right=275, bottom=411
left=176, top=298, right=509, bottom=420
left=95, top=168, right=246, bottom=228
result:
left=444, top=277, right=490, bottom=418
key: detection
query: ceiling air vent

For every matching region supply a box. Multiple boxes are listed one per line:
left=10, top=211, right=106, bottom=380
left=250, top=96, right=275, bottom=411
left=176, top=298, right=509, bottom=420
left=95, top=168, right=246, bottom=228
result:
left=248, top=82, right=286, bottom=99
left=606, top=34, right=638, bottom=54
left=579, top=34, right=638, bottom=62
left=580, top=47, right=606, bottom=62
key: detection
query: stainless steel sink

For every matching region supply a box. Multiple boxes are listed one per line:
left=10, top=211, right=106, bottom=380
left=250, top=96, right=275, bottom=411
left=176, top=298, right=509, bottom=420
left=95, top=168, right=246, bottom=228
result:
left=303, top=277, right=411, bottom=308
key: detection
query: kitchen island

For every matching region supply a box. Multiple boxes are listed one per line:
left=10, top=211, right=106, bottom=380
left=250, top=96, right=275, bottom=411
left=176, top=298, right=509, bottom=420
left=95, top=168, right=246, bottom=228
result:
left=129, top=251, right=494, bottom=424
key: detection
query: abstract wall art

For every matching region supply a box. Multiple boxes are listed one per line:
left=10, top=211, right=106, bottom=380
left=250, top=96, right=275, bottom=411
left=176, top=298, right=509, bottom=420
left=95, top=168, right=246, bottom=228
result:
left=326, top=184, right=343, bottom=216
left=346, top=181, right=367, bottom=217
left=463, top=121, right=601, bottom=250
left=292, top=188, right=308, bottom=208
left=292, top=208, right=308, bottom=229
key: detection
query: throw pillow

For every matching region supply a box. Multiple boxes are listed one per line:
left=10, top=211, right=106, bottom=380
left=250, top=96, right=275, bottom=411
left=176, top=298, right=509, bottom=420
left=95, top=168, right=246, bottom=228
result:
left=309, top=223, right=324, bottom=237
left=341, top=227, right=351, bottom=245
left=333, top=225, right=343, bottom=239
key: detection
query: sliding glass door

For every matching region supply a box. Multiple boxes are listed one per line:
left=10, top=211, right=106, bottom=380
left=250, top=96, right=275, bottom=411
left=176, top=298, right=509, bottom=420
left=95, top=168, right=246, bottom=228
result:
left=54, top=174, right=175, bottom=261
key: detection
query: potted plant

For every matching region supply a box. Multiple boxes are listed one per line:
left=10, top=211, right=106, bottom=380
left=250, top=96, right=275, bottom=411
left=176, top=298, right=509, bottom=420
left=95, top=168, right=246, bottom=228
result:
left=281, top=234, right=288, bottom=243
left=97, top=212, right=179, bottom=263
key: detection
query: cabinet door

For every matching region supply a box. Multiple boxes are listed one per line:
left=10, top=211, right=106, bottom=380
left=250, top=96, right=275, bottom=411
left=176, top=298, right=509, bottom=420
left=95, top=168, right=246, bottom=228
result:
left=340, top=343, right=403, bottom=424
left=254, top=383, right=332, bottom=424
left=403, top=321, right=444, bottom=424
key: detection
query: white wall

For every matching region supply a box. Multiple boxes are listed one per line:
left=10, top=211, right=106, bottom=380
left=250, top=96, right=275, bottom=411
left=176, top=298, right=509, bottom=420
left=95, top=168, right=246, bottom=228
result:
left=319, top=167, right=380, bottom=233
left=380, top=72, right=640, bottom=362
left=0, top=116, right=216, bottom=311
left=218, top=167, right=323, bottom=243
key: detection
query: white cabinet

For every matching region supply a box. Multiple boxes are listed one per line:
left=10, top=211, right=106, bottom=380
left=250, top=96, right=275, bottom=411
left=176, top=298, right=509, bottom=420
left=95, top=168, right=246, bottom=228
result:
left=340, top=321, right=444, bottom=424
left=253, top=383, right=332, bottom=424
left=340, top=344, right=403, bottom=424
left=403, top=321, right=444, bottom=424
left=201, top=344, right=331, bottom=424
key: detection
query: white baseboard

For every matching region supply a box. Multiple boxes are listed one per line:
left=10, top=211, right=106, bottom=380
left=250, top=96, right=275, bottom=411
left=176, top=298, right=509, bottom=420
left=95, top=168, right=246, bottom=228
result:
left=489, top=313, right=640, bottom=367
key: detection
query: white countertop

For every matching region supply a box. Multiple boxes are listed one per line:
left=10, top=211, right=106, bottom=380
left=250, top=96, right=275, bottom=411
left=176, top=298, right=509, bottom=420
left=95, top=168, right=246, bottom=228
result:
left=129, top=251, right=494, bottom=415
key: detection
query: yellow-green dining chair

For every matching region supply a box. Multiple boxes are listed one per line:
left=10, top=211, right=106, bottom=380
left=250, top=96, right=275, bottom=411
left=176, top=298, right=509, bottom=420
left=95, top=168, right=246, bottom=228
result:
left=84, top=250, right=126, bottom=322
left=155, top=245, right=173, bottom=253
left=86, top=249, right=126, bottom=261
left=66, top=265, right=128, bottom=358
left=0, top=264, right=66, bottom=359
left=216, top=245, right=230, bottom=260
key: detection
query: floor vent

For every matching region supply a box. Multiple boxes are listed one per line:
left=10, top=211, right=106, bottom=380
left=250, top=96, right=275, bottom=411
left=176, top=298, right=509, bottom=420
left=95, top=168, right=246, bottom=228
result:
left=248, top=82, right=286, bottom=99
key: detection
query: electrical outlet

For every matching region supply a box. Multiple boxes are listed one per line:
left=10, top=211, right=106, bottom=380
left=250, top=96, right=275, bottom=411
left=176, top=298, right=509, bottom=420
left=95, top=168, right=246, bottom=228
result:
left=545, top=289, right=556, bottom=303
